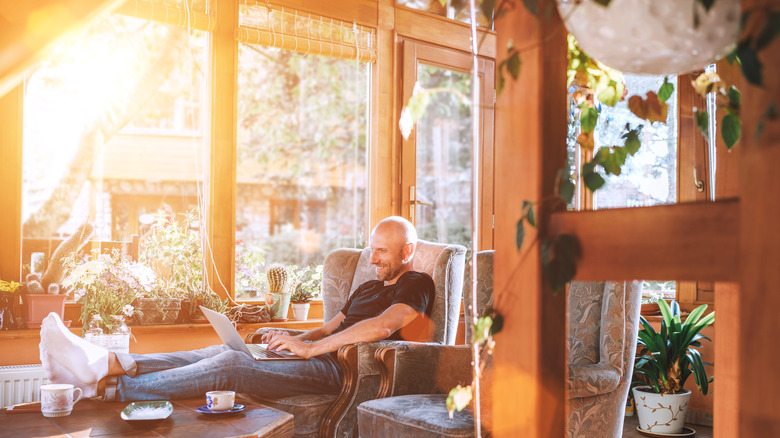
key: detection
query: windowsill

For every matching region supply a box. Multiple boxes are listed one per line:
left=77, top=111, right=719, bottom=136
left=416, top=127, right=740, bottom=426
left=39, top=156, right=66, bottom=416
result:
left=0, top=319, right=325, bottom=340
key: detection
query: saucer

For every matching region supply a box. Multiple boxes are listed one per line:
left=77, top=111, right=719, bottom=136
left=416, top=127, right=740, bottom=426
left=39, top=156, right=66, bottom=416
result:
left=121, top=401, right=173, bottom=421
left=197, top=404, right=245, bottom=414
left=636, top=426, right=696, bottom=437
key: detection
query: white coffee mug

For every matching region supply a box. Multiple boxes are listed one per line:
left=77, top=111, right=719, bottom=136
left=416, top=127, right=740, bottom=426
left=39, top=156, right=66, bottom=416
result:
left=206, top=390, right=235, bottom=411
left=41, top=383, right=83, bottom=417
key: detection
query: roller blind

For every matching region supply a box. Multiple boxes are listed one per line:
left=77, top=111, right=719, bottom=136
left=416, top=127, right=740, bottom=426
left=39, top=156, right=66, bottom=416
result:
left=116, top=0, right=215, bottom=31
left=237, top=0, right=377, bottom=63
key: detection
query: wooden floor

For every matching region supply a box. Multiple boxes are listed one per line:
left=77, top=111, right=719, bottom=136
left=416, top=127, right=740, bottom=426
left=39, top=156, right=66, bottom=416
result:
left=623, top=415, right=713, bottom=438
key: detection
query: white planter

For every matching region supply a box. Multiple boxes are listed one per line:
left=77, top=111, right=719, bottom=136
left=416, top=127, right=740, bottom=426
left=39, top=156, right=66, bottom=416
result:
left=291, top=303, right=310, bottom=321
left=557, top=0, right=739, bottom=75
left=633, top=386, right=691, bottom=434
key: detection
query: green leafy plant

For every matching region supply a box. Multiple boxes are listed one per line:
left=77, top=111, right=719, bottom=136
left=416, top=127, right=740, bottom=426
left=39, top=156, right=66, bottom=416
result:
left=63, top=248, right=155, bottom=333
left=633, top=299, right=715, bottom=395
left=139, top=208, right=227, bottom=317
left=289, top=265, right=322, bottom=304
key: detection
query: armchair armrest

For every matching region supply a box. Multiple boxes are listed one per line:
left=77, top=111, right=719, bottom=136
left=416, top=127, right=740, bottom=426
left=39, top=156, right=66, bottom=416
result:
left=320, top=340, right=394, bottom=438
left=244, top=328, right=307, bottom=344
left=568, top=362, right=622, bottom=399
left=375, top=342, right=473, bottom=398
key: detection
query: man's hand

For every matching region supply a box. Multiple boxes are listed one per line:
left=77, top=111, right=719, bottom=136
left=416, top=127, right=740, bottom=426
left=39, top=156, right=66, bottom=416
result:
left=259, top=329, right=289, bottom=344
left=266, top=333, right=315, bottom=359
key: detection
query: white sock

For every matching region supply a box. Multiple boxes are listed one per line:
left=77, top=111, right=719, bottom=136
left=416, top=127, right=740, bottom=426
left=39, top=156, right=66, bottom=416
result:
left=39, top=342, right=98, bottom=398
left=40, top=312, right=108, bottom=385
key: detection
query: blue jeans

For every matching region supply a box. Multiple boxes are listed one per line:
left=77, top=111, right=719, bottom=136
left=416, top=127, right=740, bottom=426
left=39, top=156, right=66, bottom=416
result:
left=111, top=345, right=342, bottom=401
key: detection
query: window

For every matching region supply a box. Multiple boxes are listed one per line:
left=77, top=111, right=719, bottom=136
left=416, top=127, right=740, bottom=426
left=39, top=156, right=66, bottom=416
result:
left=234, top=44, right=370, bottom=299
left=21, top=12, right=207, bottom=282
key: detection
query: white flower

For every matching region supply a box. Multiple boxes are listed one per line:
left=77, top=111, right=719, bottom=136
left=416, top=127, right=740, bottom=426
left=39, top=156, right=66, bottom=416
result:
left=123, top=305, right=134, bottom=317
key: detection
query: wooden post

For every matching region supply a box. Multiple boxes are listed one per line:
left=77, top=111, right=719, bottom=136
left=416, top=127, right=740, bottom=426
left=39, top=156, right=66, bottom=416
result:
left=205, top=0, right=238, bottom=299
left=728, top=0, right=780, bottom=435
left=493, top=0, right=568, bottom=435
left=0, top=83, right=23, bottom=281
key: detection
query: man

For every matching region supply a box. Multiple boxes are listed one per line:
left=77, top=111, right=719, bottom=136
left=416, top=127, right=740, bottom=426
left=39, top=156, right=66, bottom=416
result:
left=39, top=216, right=434, bottom=401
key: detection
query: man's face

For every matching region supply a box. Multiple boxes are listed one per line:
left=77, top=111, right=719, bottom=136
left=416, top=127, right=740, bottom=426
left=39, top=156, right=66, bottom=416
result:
left=369, top=229, right=406, bottom=283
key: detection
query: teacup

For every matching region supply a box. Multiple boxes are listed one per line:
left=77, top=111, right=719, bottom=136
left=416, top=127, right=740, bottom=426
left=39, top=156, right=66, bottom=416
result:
left=41, top=383, right=83, bottom=417
left=206, top=390, right=235, bottom=411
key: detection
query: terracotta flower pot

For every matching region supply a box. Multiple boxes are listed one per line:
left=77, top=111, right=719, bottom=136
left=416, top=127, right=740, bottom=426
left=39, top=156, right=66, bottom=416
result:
left=25, top=294, right=68, bottom=329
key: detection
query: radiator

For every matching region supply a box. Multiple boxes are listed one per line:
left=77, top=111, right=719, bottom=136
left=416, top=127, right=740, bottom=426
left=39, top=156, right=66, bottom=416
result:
left=0, top=365, right=49, bottom=408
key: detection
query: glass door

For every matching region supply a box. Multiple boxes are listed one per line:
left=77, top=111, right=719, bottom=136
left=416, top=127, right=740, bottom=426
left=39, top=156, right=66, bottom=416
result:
left=400, top=40, right=495, bottom=252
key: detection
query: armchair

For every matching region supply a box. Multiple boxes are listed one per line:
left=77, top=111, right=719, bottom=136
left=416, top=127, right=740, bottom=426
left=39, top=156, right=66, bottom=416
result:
left=244, top=239, right=466, bottom=438
left=358, top=272, right=642, bottom=438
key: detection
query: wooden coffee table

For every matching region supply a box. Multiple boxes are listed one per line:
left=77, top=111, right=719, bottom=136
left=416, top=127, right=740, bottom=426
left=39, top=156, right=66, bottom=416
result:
left=1, top=395, right=294, bottom=437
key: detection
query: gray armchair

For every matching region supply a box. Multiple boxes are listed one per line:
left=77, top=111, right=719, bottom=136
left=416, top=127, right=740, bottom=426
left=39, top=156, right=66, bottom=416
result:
left=244, top=239, right=466, bottom=438
left=358, top=264, right=643, bottom=438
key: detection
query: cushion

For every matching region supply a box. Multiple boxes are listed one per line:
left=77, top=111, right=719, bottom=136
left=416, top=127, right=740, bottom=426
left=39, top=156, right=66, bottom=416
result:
left=246, top=393, right=337, bottom=437
left=358, top=394, right=481, bottom=438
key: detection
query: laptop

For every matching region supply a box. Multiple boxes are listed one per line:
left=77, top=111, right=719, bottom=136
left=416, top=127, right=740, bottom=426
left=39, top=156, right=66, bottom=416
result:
left=199, top=306, right=306, bottom=360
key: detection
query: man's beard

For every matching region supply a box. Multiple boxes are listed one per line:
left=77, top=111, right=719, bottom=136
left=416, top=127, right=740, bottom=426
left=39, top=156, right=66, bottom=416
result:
left=376, top=262, right=400, bottom=281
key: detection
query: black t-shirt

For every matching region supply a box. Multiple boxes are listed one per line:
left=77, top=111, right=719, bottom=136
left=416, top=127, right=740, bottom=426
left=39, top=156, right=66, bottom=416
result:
left=331, top=271, right=435, bottom=341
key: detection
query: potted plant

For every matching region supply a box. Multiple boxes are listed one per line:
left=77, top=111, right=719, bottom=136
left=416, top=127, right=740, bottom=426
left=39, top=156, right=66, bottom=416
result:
left=289, top=265, right=322, bottom=321
left=139, top=208, right=226, bottom=323
left=632, top=299, right=714, bottom=434
left=0, top=280, right=24, bottom=330
left=264, top=264, right=291, bottom=321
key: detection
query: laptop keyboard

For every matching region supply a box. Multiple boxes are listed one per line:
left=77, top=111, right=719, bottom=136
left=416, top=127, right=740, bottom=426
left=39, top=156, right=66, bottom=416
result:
left=247, top=344, right=287, bottom=359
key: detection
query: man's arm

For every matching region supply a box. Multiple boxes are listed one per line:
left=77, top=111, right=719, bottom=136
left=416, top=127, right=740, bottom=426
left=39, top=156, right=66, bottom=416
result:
left=260, top=312, right=345, bottom=343
left=266, top=303, right=420, bottom=358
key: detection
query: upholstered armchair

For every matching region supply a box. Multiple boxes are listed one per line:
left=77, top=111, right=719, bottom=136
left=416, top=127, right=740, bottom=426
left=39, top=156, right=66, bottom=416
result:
left=244, top=239, right=466, bottom=438
left=358, top=273, right=642, bottom=438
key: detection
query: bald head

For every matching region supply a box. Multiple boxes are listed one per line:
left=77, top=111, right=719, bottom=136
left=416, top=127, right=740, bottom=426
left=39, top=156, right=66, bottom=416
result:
left=369, top=216, right=418, bottom=285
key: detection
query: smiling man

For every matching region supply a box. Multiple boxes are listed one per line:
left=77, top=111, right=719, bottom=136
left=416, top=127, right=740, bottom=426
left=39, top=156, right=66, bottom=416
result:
left=39, top=216, right=435, bottom=402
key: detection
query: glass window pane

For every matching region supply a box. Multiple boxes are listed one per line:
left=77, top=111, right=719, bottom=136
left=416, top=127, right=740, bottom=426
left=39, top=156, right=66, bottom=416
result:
left=593, top=74, right=678, bottom=209
left=414, top=64, right=473, bottom=254
left=235, top=45, right=369, bottom=300
left=22, top=14, right=207, bottom=285
left=396, top=0, right=491, bottom=28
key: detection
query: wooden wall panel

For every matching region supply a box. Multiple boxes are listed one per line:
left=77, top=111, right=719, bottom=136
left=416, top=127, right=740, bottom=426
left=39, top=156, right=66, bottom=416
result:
left=0, top=84, right=22, bottom=282
left=493, top=0, right=568, bottom=435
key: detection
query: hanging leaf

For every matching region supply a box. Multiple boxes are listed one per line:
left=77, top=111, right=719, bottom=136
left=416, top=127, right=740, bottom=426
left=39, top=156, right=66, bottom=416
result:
left=523, top=200, right=536, bottom=227
left=721, top=113, right=741, bottom=149
left=694, top=108, right=709, bottom=139
left=757, top=102, right=778, bottom=138
left=446, top=385, right=472, bottom=419
left=753, top=11, right=780, bottom=50
left=474, top=316, right=493, bottom=345
left=582, top=162, right=606, bottom=192
left=484, top=306, right=504, bottom=335
left=692, top=72, right=723, bottom=97
left=542, top=234, right=581, bottom=293
left=727, top=86, right=741, bottom=108
left=622, top=125, right=642, bottom=155
left=696, top=0, right=715, bottom=12
left=521, top=0, right=539, bottom=17
left=594, top=147, right=626, bottom=176
left=735, top=43, right=762, bottom=86
left=577, top=131, right=595, bottom=152
left=516, top=218, right=525, bottom=250
left=497, top=70, right=506, bottom=95
left=657, top=77, right=674, bottom=102
left=579, top=106, right=598, bottom=133
left=560, top=176, right=576, bottom=204
left=628, top=92, right=668, bottom=123
left=592, top=0, right=611, bottom=6
left=506, top=51, right=521, bottom=80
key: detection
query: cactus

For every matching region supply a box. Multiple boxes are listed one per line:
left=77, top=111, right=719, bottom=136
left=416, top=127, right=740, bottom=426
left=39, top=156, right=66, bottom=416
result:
left=266, top=264, right=289, bottom=295
left=42, top=222, right=94, bottom=290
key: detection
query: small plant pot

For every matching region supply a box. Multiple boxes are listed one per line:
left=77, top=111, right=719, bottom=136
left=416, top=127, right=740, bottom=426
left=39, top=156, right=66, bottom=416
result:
left=291, top=302, right=310, bottom=321
left=25, top=293, right=69, bottom=328
left=264, top=293, right=291, bottom=321
left=633, top=386, right=691, bottom=434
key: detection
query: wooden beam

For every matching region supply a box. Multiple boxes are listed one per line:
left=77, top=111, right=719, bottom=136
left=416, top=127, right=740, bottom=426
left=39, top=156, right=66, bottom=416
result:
left=731, top=0, right=780, bottom=435
left=206, top=0, right=238, bottom=300
left=0, top=83, right=22, bottom=281
left=493, top=0, right=568, bottom=435
left=549, top=200, right=740, bottom=282
left=394, top=6, right=496, bottom=59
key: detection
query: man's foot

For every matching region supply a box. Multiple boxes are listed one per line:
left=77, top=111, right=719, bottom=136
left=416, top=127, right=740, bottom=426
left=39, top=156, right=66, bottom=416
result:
left=39, top=342, right=98, bottom=398
left=40, top=312, right=108, bottom=385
